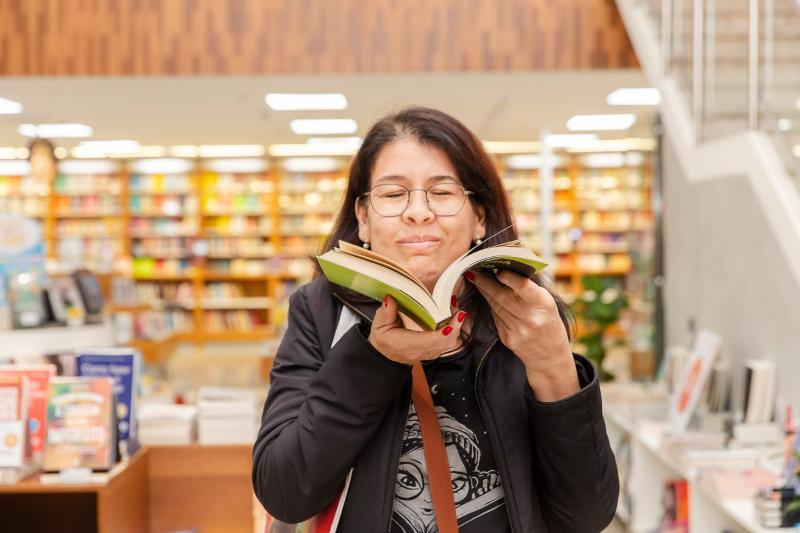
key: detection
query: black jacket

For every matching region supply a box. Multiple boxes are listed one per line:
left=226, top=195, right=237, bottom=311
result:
left=252, top=276, right=619, bottom=532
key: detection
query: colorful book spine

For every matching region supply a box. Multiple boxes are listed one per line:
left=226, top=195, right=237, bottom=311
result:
left=76, top=349, right=140, bottom=450
left=0, top=364, right=55, bottom=462
left=44, top=376, right=116, bottom=472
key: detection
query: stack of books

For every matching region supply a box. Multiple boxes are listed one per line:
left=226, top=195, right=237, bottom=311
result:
left=137, top=403, right=197, bottom=445
left=197, top=387, right=260, bottom=445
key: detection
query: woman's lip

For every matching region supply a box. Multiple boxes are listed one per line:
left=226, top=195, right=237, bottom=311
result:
left=397, top=240, right=441, bottom=250
left=397, top=236, right=441, bottom=244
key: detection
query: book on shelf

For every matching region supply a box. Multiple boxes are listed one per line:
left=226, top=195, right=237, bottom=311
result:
left=43, top=376, right=117, bottom=472
left=0, top=364, right=56, bottom=463
left=743, top=359, right=776, bottom=424
left=668, top=329, right=722, bottom=433
left=702, top=359, right=732, bottom=413
left=0, top=461, right=38, bottom=484
left=317, top=240, right=547, bottom=330
left=0, top=374, right=29, bottom=468
left=76, top=349, right=141, bottom=457
left=700, top=468, right=776, bottom=501
left=661, top=479, right=689, bottom=533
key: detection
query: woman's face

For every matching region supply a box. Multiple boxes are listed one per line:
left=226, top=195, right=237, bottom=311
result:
left=355, top=137, right=486, bottom=291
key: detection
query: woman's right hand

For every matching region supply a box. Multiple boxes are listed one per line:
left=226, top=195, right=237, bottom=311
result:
left=367, top=295, right=466, bottom=366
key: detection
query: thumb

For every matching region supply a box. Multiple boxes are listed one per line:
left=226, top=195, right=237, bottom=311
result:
left=373, top=294, right=399, bottom=330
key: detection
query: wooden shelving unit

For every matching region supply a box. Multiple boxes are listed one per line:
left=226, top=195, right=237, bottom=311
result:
left=497, top=151, right=653, bottom=300
left=0, top=152, right=652, bottom=361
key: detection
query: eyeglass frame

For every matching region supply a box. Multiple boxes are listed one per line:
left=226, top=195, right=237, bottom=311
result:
left=358, top=183, right=475, bottom=217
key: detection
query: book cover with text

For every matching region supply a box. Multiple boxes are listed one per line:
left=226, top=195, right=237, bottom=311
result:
left=43, top=376, right=115, bottom=471
left=76, top=349, right=140, bottom=449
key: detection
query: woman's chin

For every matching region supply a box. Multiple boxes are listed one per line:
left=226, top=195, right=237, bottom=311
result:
left=408, top=263, right=443, bottom=289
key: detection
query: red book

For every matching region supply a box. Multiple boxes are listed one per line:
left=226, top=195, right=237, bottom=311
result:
left=0, top=374, right=27, bottom=421
left=264, top=470, right=352, bottom=533
left=0, top=364, right=56, bottom=461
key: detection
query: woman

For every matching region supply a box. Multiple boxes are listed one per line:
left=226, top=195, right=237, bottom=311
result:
left=253, top=107, right=619, bottom=532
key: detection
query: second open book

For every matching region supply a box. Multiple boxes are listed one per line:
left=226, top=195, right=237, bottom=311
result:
left=317, top=240, right=547, bottom=330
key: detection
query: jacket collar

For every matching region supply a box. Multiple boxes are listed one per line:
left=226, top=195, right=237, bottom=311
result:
left=331, top=287, right=499, bottom=350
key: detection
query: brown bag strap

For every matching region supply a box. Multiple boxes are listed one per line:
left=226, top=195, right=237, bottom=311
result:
left=411, top=362, right=459, bottom=533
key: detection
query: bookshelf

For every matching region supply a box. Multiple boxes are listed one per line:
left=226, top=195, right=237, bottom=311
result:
left=498, top=151, right=653, bottom=300
left=602, top=383, right=794, bottom=533
left=128, top=165, right=200, bottom=277
left=0, top=172, right=49, bottom=219
left=52, top=161, right=124, bottom=274
left=6, top=151, right=651, bottom=361
left=277, top=170, right=346, bottom=273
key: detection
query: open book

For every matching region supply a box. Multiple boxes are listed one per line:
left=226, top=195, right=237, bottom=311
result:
left=317, top=240, right=547, bottom=330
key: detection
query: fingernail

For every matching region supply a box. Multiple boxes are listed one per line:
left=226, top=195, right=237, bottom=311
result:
left=450, top=295, right=457, bottom=308
left=457, top=311, right=467, bottom=323
left=442, top=325, right=453, bottom=336
left=464, top=271, right=476, bottom=282
left=383, top=295, right=389, bottom=307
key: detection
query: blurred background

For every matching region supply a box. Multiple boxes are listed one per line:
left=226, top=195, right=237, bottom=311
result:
left=0, top=1, right=799, bottom=532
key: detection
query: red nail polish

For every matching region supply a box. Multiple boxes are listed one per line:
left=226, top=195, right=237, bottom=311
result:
left=383, top=295, right=389, bottom=307
left=450, top=295, right=457, bottom=308
left=457, top=311, right=467, bottom=323
left=442, top=325, right=453, bottom=336
left=464, top=271, right=476, bottom=282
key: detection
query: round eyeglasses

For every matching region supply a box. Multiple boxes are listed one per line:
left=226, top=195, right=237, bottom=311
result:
left=360, top=183, right=473, bottom=217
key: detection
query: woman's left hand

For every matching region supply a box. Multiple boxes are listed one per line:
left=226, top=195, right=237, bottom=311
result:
left=465, top=270, right=580, bottom=402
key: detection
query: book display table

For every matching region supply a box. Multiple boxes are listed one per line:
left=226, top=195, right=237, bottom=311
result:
left=0, top=444, right=255, bottom=533
left=0, top=450, right=149, bottom=533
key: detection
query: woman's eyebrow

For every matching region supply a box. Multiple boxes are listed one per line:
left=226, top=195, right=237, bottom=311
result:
left=375, top=174, right=459, bottom=184
left=428, top=175, right=458, bottom=183
left=375, top=174, right=407, bottom=184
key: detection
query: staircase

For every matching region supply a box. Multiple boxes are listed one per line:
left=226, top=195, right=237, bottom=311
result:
left=616, top=0, right=800, bottom=285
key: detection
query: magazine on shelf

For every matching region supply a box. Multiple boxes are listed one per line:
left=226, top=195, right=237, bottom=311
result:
left=317, top=240, right=546, bottom=330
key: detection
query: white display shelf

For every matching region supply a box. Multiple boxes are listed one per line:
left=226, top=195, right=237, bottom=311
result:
left=0, top=322, right=114, bottom=359
left=603, top=395, right=794, bottom=533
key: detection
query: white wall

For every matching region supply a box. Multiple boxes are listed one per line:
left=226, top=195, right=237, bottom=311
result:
left=662, top=134, right=800, bottom=409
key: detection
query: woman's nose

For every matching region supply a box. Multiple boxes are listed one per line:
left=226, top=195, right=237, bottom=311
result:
left=401, top=189, right=435, bottom=223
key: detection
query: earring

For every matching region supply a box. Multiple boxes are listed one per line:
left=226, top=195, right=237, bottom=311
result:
left=363, top=242, right=370, bottom=249
left=474, top=237, right=482, bottom=245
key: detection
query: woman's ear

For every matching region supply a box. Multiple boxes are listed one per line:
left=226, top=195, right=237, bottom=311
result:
left=474, top=204, right=487, bottom=240
left=355, top=198, right=370, bottom=243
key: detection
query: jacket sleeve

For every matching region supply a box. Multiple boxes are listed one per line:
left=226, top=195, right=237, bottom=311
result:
left=526, top=354, right=619, bottom=533
left=251, top=287, right=411, bottom=523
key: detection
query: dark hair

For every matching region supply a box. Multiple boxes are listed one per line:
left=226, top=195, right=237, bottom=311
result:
left=317, top=106, right=573, bottom=342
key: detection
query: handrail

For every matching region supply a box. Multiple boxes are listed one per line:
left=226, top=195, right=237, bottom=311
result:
left=692, top=0, right=705, bottom=141
left=748, top=0, right=760, bottom=130
left=645, top=0, right=800, bottom=178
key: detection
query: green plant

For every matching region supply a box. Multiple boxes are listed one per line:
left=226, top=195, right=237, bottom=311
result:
left=570, top=275, right=629, bottom=381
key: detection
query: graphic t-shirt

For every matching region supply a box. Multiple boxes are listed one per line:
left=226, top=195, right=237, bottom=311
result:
left=389, top=349, right=511, bottom=533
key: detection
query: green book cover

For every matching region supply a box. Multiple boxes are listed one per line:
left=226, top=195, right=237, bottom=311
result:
left=317, top=242, right=547, bottom=330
